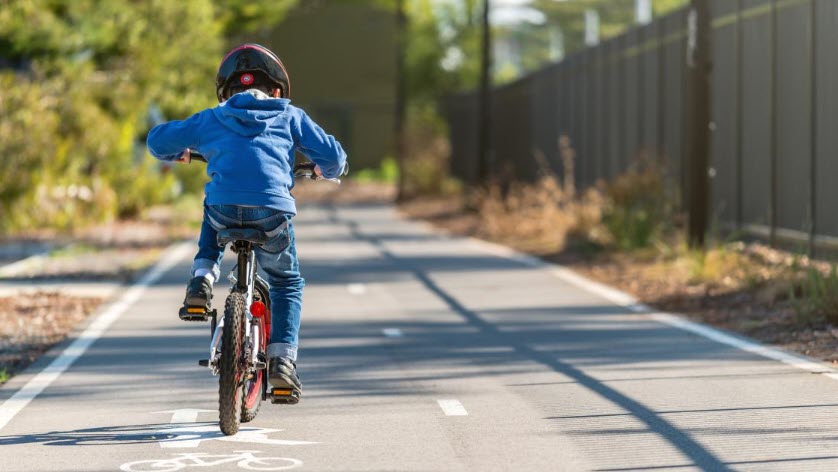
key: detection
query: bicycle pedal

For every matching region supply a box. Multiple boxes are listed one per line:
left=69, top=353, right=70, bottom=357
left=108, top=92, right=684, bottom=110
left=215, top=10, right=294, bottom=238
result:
left=269, top=388, right=300, bottom=405
left=179, top=306, right=212, bottom=322
left=198, top=359, right=209, bottom=367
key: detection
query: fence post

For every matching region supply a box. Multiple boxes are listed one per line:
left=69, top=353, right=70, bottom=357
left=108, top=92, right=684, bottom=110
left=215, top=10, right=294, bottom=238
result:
left=618, top=37, right=627, bottom=172
left=770, top=0, right=778, bottom=247
left=639, top=26, right=646, bottom=156
left=657, top=16, right=666, bottom=161
left=394, top=0, right=407, bottom=201
left=476, top=0, right=493, bottom=186
left=685, top=0, right=712, bottom=248
left=809, top=0, right=818, bottom=257
left=735, top=0, right=744, bottom=230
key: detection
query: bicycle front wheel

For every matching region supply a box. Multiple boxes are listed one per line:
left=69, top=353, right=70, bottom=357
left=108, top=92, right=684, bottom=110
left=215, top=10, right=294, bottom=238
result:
left=219, top=291, right=246, bottom=435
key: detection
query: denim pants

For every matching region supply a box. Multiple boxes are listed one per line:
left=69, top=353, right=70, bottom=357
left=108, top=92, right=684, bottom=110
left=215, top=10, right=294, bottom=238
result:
left=193, top=204, right=304, bottom=361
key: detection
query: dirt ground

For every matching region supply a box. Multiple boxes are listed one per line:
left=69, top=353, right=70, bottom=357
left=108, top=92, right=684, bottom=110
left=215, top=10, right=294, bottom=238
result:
left=0, top=293, right=103, bottom=383
left=0, top=205, right=198, bottom=385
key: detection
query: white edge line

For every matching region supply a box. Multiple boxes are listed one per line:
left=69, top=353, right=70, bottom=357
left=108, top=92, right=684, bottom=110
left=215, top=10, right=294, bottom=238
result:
left=437, top=399, right=468, bottom=416
left=347, top=283, right=368, bottom=295
left=382, top=328, right=403, bottom=338
left=0, top=252, right=50, bottom=277
left=0, top=241, right=193, bottom=432
left=465, top=236, right=838, bottom=379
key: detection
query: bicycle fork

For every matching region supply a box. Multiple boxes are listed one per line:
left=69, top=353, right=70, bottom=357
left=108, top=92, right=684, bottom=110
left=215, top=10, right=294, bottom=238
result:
left=201, top=244, right=260, bottom=376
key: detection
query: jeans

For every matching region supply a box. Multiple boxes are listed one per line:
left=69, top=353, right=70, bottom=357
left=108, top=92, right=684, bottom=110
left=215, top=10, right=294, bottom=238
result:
left=193, top=204, right=304, bottom=361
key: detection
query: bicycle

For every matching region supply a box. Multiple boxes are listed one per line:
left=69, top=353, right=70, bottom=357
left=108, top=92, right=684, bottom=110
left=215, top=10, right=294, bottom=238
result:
left=120, top=450, right=302, bottom=471
left=178, top=151, right=339, bottom=436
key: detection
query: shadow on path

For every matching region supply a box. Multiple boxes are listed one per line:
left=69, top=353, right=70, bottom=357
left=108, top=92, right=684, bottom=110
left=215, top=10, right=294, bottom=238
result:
left=337, top=209, right=733, bottom=472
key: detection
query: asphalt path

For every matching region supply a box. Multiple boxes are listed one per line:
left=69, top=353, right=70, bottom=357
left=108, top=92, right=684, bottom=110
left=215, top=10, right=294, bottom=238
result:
left=2, top=203, right=838, bottom=471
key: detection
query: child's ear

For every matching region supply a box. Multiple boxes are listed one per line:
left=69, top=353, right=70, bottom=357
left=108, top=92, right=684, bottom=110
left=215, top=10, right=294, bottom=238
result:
left=272, top=89, right=281, bottom=98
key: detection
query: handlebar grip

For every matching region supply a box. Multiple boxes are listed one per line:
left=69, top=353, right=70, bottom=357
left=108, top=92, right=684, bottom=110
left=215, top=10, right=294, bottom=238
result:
left=184, top=153, right=335, bottom=183
left=294, top=162, right=317, bottom=180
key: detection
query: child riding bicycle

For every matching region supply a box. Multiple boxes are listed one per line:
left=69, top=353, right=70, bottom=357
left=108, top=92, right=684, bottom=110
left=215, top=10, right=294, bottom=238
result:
left=146, top=43, right=347, bottom=401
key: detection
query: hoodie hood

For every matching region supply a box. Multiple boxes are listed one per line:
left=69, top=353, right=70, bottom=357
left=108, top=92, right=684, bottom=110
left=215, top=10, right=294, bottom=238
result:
left=212, top=89, right=290, bottom=137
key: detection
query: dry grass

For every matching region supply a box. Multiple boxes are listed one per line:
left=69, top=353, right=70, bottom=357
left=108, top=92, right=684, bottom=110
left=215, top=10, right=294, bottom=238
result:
left=465, top=139, right=672, bottom=257
left=471, top=176, right=606, bottom=254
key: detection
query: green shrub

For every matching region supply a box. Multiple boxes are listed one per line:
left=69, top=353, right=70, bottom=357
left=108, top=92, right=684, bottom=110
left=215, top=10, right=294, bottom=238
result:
left=790, top=265, right=838, bottom=324
left=601, top=161, right=670, bottom=250
left=354, top=157, right=399, bottom=183
left=0, top=1, right=296, bottom=235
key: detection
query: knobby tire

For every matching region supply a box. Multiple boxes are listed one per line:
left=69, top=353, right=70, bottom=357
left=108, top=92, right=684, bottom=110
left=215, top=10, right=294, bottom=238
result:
left=219, top=292, right=246, bottom=435
left=241, top=278, right=271, bottom=423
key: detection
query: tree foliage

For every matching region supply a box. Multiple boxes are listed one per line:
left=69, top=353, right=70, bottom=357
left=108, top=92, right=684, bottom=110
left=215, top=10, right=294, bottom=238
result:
left=402, top=0, right=689, bottom=97
left=0, top=0, right=296, bottom=234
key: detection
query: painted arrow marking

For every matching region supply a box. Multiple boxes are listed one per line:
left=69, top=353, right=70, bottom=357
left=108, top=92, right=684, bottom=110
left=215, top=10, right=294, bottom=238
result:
left=152, top=409, right=317, bottom=449
left=155, top=409, right=215, bottom=424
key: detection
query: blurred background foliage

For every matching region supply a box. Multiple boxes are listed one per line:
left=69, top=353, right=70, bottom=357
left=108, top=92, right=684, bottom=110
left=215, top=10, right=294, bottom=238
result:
left=0, top=0, right=685, bottom=235
left=0, top=0, right=297, bottom=234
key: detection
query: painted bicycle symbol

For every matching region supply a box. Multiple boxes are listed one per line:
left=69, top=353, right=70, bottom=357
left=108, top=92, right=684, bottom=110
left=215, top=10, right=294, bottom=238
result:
left=120, top=450, right=302, bottom=471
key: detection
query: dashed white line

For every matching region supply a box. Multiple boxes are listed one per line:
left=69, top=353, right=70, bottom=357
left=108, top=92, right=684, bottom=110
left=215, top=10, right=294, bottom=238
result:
left=347, top=283, right=367, bottom=295
left=0, top=241, right=193, bottom=433
left=382, top=328, right=403, bottom=338
left=437, top=399, right=468, bottom=416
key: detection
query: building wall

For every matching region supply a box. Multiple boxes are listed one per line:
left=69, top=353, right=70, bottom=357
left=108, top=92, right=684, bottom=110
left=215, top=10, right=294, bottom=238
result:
left=251, top=1, right=397, bottom=169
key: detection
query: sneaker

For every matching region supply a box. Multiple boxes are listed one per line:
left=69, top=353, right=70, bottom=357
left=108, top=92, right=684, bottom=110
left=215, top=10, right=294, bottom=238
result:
left=184, top=276, right=212, bottom=308
left=268, top=357, right=302, bottom=391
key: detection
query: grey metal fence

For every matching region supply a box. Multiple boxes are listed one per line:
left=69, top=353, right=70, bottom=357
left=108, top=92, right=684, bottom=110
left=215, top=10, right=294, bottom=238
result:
left=445, top=0, right=838, bottom=253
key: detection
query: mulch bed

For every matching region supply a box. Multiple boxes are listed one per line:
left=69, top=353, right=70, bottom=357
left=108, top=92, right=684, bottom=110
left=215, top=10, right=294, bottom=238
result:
left=0, top=292, right=103, bottom=383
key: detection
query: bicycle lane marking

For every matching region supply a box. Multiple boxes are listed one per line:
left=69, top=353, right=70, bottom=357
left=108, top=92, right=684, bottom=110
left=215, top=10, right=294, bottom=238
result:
left=153, top=409, right=317, bottom=449
left=0, top=241, right=194, bottom=433
left=120, top=451, right=303, bottom=472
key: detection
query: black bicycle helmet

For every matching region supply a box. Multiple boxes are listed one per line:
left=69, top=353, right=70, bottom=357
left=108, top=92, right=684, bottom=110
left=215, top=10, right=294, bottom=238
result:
left=215, top=43, right=291, bottom=102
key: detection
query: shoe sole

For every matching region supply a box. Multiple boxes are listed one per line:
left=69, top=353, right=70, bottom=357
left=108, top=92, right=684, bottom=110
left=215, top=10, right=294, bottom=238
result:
left=269, top=373, right=302, bottom=404
left=185, top=296, right=210, bottom=307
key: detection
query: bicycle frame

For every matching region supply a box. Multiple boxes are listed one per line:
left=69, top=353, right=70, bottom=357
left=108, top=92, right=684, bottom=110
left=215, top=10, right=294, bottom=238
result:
left=208, top=241, right=261, bottom=376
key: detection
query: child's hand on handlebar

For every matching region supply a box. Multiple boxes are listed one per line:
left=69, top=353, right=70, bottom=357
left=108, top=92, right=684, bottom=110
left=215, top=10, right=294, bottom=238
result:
left=175, top=149, right=192, bottom=164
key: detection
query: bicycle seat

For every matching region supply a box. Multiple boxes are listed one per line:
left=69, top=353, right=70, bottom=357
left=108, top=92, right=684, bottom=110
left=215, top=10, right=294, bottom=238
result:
left=217, top=228, right=269, bottom=246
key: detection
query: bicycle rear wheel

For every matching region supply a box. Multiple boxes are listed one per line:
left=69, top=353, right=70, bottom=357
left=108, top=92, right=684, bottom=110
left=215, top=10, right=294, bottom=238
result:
left=219, top=292, right=246, bottom=435
left=241, top=278, right=271, bottom=423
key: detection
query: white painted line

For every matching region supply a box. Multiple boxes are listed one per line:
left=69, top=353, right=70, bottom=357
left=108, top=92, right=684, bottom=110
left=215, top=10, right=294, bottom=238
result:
left=0, top=241, right=193, bottom=433
left=466, top=236, right=838, bottom=380
left=157, top=422, right=317, bottom=449
left=647, top=312, right=838, bottom=379
left=0, top=252, right=49, bottom=278
left=156, top=408, right=215, bottom=425
left=382, top=328, right=403, bottom=338
left=154, top=408, right=216, bottom=448
left=437, top=399, right=468, bottom=416
left=347, top=283, right=367, bottom=295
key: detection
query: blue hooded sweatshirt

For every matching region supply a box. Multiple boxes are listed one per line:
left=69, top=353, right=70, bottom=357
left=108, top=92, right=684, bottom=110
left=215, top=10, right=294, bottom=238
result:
left=146, top=90, right=347, bottom=215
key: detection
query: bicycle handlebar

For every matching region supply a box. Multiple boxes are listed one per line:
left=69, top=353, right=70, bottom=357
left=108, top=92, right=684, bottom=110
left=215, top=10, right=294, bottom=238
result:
left=186, top=150, right=339, bottom=183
